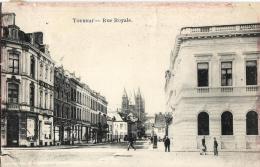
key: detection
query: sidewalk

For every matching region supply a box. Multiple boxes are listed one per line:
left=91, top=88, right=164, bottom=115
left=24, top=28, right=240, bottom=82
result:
left=2, top=142, right=110, bottom=151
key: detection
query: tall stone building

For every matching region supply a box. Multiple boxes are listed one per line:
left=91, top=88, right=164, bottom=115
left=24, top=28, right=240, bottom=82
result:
left=1, top=13, right=108, bottom=147
left=165, top=23, right=260, bottom=151
left=53, top=66, right=72, bottom=145
left=1, top=13, right=55, bottom=146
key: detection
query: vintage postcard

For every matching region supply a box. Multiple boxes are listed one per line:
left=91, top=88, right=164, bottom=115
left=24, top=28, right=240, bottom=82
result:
left=1, top=1, right=260, bottom=167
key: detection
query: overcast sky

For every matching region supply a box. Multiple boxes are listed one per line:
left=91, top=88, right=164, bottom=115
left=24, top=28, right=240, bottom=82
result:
left=3, top=2, right=260, bottom=115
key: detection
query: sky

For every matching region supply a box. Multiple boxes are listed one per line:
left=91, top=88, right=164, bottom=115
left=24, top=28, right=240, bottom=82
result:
left=3, top=2, right=260, bottom=115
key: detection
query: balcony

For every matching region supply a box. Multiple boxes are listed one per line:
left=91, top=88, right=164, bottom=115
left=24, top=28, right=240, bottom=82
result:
left=180, top=23, right=260, bottom=35
left=178, top=86, right=260, bottom=99
left=7, top=103, right=20, bottom=110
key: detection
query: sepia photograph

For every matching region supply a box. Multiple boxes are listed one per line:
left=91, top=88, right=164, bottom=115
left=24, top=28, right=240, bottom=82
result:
left=0, top=1, right=260, bottom=167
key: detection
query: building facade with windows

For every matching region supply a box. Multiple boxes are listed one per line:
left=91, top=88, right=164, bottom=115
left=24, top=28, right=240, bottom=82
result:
left=108, top=112, right=128, bottom=142
left=165, top=23, right=260, bottom=151
left=53, top=66, right=72, bottom=145
left=53, top=69, right=108, bottom=145
left=154, top=113, right=166, bottom=141
left=1, top=13, right=54, bottom=147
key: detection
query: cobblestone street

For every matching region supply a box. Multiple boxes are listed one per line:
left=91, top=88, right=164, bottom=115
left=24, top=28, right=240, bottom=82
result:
left=1, top=141, right=260, bottom=167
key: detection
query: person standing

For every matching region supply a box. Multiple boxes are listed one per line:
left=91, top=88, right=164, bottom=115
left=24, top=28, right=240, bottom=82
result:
left=213, top=137, right=218, bottom=156
left=164, top=136, right=170, bottom=152
left=127, top=136, right=136, bottom=151
left=200, top=136, right=207, bottom=155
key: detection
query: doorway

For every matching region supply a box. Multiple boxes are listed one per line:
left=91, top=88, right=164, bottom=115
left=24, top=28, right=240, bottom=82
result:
left=7, top=114, right=19, bottom=146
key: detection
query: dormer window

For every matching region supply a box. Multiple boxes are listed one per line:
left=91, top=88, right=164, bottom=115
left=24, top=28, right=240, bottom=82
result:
left=10, top=28, right=18, bottom=40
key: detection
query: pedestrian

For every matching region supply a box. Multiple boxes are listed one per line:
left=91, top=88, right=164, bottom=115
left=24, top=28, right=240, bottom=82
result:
left=164, top=136, right=170, bottom=152
left=200, top=136, right=207, bottom=155
left=127, top=136, right=136, bottom=151
left=213, top=137, right=218, bottom=156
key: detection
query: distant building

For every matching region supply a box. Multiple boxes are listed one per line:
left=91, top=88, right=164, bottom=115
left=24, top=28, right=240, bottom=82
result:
left=154, top=113, right=166, bottom=141
left=121, top=88, right=146, bottom=138
left=108, top=112, right=128, bottom=142
left=106, top=115, right=113, bottom=142
left=165, top=23, right=260, bottom=151
left=144, top=116, right=155, bottom=137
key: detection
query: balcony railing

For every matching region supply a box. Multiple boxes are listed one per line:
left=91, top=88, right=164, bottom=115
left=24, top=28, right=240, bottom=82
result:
left=180, top=23, right=260, bottom=35
left=7, top=103, right=20, bottom=110
left=179, top=86, right=260, bottom=99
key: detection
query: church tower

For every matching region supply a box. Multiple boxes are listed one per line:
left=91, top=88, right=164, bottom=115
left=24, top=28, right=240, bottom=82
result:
left=134, top=88, right=145, bottom=120
left=121, top=88, right=129, bottom=114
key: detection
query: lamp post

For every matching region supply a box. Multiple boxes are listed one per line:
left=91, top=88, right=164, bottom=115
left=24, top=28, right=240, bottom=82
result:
left=152, top=124, right=157, bottom=149
left=165, top=112, right=173, bottom=137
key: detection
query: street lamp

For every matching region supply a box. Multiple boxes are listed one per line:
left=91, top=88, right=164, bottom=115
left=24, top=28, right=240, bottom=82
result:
left=164, top=112, right=173, bottom=137
left=152, top=124, right=157, bottom=149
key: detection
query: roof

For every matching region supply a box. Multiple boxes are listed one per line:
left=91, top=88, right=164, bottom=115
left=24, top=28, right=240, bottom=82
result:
left=107, top=112, right=124, bottom=122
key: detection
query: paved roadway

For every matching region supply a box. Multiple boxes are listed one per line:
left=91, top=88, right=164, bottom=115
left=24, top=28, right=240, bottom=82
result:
left=1, top=141, right=260, bottom=167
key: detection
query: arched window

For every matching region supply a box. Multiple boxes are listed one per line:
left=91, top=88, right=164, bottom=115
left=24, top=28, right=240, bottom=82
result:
left=246, top=111, right=258, bottom=135
left=221, top=111, right=233, bottom=135
left=198, top=112, right=209, bottom=135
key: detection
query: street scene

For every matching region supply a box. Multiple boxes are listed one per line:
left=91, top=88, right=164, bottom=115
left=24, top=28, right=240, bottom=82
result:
left=1, top=2, right=260, bottom=167
left=2, top=141, right=260, bottom=167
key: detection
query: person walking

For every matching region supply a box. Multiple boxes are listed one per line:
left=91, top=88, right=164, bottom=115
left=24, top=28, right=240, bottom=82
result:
left=164, top=136, right=170, bottom=152
left=213, top=137, right=218, bottom=156
left=127, top=136, right=136, bottom=151
left=200, top=136, right=207, bottom=155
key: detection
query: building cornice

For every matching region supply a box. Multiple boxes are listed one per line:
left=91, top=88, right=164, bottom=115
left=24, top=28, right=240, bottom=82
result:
left=1, top=38, right=54, bottom=64
left=169, top=23, right=260, bottom=73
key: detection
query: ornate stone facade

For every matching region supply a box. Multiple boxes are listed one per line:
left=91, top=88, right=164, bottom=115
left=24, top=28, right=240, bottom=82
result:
left=165, top=23, right=260, bottom=151
left=1, top=13, right=54, bottom=146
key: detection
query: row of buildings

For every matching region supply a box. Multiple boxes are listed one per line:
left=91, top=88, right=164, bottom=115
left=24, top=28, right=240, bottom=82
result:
left=165, top=23, right=260, bottom=151
left=1, top=13, right=108, bottom=147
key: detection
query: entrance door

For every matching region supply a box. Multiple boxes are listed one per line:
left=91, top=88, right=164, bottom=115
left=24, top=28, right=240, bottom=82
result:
left=7, top=115, right=19, bottom=146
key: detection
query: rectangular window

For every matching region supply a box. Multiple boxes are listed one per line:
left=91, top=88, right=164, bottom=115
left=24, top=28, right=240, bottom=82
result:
left=221, top=62, right=232, bottom=86
left=29, top=84, right=35, bottom=106
left=45, top=67, right=48, bottom=80
left=45, top=92, right=48, bottom=109
left=197, top=63, right=209, bottom=87
left=40, top=64, right=43, bottom=77
left=9, top=53, right=19, bottom=74
left=50, top=94, right=53, bottom=110
left=30, top=57, right=35, bottom=79
left=8, top=83, right=19, bottom=103
left=40, top=91, right=43, bottom=108
left=246, top=60, right=257, bottom=85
